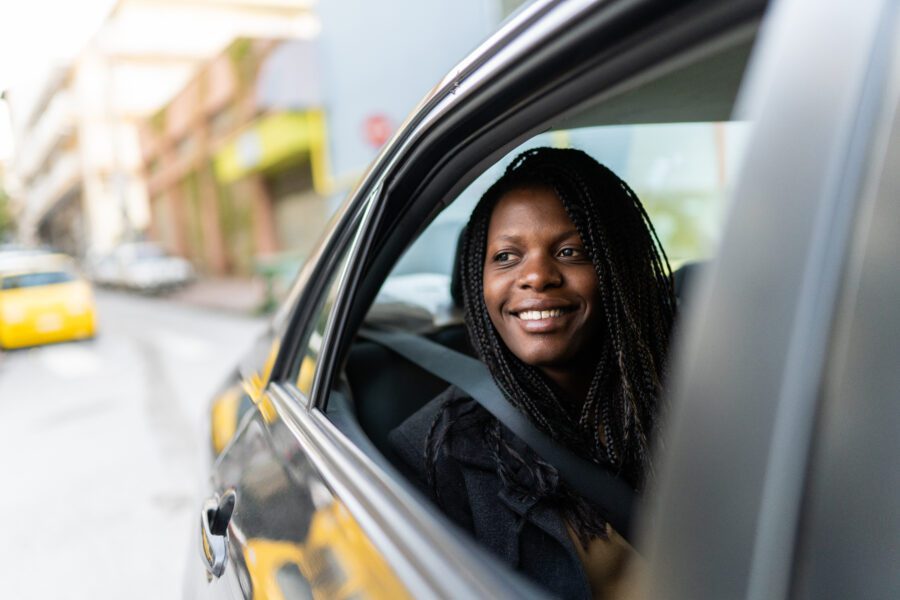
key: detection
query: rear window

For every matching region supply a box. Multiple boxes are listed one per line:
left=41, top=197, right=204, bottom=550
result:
left=1, top=271, right=76, bottom=290
left=131, top=244, right=166, bottom=260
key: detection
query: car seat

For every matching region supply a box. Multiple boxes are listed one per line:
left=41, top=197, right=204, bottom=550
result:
left=344, top=228, right=474, bottom=457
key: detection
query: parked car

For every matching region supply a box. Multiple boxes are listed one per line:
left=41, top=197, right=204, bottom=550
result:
left=0, top=245, right=56, bottom=274
left=187, top=0, right=899, bottom=598
left=90, top=241, right=194, bottom=293
left=0, top=253, right=97, bottom=349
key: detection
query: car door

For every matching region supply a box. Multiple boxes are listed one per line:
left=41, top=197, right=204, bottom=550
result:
left=190, top=0, right=773, bottom=598
left=643, top=1, right=900, bottom=598
left=190, top=188, right=381, bottom=600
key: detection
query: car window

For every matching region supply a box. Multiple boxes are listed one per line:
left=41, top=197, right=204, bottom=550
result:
left=293, top=248, right=353, bottom=399
left=132, top=243, right=167, bottom=260
left=310, top=22, right=760, bottom=599
left=1, top=271, right=75, bottom=290
left=374, top=121, right=749, bottom=329
left=317, top=121, right=751, bottom=599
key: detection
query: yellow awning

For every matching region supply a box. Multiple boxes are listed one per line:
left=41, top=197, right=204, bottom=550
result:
left=213, top=110, right=331, bottom=193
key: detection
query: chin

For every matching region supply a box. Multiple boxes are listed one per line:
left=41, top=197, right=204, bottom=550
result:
left=513, top=347, right=572, bottom=370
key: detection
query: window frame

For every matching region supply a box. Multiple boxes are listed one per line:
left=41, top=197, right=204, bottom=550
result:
left=276, top=185, right=381, bottom=407
left=290, top=185, right=382, bottom=404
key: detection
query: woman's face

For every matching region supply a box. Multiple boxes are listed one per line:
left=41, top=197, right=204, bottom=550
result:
left=482, top=185, right=603, bottom=373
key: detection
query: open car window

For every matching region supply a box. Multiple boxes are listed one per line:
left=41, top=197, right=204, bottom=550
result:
left=370, top=120, right=750, bottom=332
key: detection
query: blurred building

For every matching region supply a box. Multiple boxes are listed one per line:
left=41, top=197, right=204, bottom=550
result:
left=11, top=68, right=83, bottom=254
left=139, top=0, right=507, bottom=276
left=9, top=0, right=318, bottom=258
left=138, top=37, right=327, bottom=275
left=12, top=0, right=520, bottom=275
left=0, top=92, right=22, bottom=241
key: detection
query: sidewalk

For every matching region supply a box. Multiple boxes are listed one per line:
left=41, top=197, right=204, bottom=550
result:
left=167, top=276, right=269, bottom=315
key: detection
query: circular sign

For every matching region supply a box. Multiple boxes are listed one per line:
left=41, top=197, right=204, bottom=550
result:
left=363, top=114, right=393, bottom=147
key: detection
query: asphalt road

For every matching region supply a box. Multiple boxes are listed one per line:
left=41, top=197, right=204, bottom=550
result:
left=0, top=290, right=266, bottom=599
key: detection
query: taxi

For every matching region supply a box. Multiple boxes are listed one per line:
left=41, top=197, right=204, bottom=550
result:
left=0, top=254, right=97, bottom=349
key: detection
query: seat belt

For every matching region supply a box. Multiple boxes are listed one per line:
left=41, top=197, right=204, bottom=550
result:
left=360, top=328, right=637, bottom=542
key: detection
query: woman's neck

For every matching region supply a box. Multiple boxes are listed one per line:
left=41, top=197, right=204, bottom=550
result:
left=540, top=359, right=595, bottom=404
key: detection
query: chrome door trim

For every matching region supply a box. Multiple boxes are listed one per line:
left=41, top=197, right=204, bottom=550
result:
left=266, top=383, right=542, bottom=599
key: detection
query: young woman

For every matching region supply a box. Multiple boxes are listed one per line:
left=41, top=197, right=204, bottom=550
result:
left=390, top=147, right=676, bottom=598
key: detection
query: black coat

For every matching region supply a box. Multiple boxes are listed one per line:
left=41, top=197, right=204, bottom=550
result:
left=388, top=385, right=593, bottom=599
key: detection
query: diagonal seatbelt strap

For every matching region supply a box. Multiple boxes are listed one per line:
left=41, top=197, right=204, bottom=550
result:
left=360, top=328, right=637, bottom=542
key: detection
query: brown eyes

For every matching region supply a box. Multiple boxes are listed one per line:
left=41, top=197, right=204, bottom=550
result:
left=492, top=247, right=583, bottom=263
left=558, top=246, right=588, bottom=260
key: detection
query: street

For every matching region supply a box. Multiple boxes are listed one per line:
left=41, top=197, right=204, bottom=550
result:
left=0, top=290, right=266, bottom=599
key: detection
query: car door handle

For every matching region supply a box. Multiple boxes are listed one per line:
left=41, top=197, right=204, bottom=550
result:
left=200, top=490, right=236, bottom=578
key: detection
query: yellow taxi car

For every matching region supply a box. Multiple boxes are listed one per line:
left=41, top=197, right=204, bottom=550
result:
left=0, top=255, right=97, bottom=349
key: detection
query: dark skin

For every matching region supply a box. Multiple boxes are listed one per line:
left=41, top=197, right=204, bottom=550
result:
left=483, top=185, right=603, bottom=402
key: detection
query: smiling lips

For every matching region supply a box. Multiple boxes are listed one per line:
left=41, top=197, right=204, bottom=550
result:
left=517, top=308, right=565, bottom=321
left=510, top=305, right=575, bottom=332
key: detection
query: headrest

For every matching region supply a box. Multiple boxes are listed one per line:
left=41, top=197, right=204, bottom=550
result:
left=450, top=226, right=467, bottom=308
left=672, top=261, right=705, bottom=305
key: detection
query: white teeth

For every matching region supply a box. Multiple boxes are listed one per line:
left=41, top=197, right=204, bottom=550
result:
left=518, top=309, right=563, bottom=320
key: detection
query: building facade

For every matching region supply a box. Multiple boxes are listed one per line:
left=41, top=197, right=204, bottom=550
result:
left=9, top=0, right=317, bottom=260
left=12, top=0, right=519, bottom=276
left=139, top=38, right=329, bottom=275
left=139, top=0, right=507, bottom=276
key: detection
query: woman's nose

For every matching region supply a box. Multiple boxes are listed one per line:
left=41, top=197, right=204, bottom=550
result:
left=518, top=253, right=562, bottom=290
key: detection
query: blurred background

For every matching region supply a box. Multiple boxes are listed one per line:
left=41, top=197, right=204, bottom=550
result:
left=0, top=0, right=523, bottom=304
left=0, top=1, right=744, bottom=598
left=0, top=1, right=520, bottom=598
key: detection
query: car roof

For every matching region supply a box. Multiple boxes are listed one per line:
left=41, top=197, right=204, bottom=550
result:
left=0, top=253, right=75, bottom=276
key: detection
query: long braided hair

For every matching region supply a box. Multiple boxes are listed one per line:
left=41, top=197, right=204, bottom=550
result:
left=426, top=147, right=676, bottom=544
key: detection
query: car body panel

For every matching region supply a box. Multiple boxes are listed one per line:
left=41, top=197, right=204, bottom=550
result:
left=643, top=0, right=899, bottom=599
left=790, top=53, right=900, bottom=596
left=196, top=400, right=412, bottom=600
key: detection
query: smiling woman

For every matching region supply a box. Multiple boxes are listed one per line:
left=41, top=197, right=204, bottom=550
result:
left=483, top=184, right=602, bottom=387
left=388, top=147, right=676, bottom=598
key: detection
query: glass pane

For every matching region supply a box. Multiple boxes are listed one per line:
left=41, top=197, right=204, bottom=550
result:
left=1, top=271, right=75, bottom=289
left=296, top=252, right=351, bottom=396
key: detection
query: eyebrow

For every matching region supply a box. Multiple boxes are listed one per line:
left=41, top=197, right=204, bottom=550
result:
left=491, top=229, right=582, bottom=244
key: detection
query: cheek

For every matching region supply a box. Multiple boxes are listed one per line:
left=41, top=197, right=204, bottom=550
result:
left=481, top=275, right=505, bottom=320
left=481, top=277, right=518, bottom=348
left=574, top=269, right=601, bottom=301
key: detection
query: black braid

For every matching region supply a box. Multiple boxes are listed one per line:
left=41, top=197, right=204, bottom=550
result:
left=426, top=147, right=676, bottom=546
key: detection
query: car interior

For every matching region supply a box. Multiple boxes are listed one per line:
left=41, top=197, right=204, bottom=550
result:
left=330, top=29, right=754, bottom=451
left=297, top=18, right=761, bottom=591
